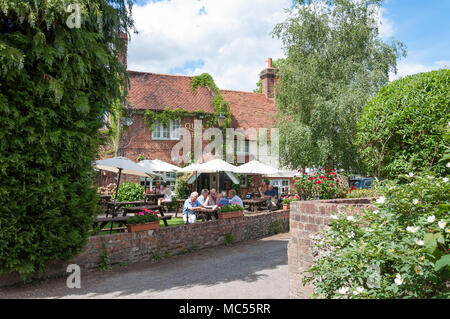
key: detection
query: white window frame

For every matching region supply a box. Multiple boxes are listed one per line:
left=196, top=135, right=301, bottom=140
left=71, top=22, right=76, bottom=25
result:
left=235, top=139, right=250, bottom=155
left=152, top=119, right=181, bottom=140
left=140, top=172, right=176, bottom=191
left=270, top=179, right=291, bottom=195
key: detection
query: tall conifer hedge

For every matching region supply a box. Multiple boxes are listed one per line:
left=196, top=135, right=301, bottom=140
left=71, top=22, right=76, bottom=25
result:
left=0, top=1, right=134, bottom=279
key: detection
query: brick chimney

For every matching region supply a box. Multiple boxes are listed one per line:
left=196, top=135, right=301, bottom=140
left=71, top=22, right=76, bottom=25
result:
left=117, top=32, right=128, bottom=69
left=260, top=58, right=277, bottom=98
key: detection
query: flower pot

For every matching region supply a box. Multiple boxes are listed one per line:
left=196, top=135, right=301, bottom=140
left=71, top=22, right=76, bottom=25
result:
left=283, top=204, right=290, bottom=211
left=127, top=221, right=159, bottom=233
left=218, top=211, right=243, bottom=219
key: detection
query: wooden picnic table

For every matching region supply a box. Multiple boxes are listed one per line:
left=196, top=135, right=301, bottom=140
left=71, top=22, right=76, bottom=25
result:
left=196, top=207, right=218, bottom=221
left=145, top=193, right=165, bottom=205
left=243, top=198, right=267, bottom=212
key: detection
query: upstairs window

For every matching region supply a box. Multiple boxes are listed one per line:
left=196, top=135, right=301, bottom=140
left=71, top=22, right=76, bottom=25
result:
left=152, top=119, right=181, bottom=140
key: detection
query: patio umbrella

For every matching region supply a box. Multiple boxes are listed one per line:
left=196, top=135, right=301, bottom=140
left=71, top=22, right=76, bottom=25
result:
left=235, top=160, right=279, bottom=175
left=179, top=159, right=239, bottom=192
left=94, top=157, right=163, bottom=206
left=138, top=159, right=180, bottom=192
left=138, top=159, right=180, bottom=172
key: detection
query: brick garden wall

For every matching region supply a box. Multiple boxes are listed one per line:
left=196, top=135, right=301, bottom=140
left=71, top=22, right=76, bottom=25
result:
left=288, top=198, right=375, bottom=299
left=0, top=210, right=289, bottom=288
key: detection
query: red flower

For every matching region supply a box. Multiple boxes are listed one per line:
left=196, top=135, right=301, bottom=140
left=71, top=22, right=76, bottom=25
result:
left=234, top=202, right=239, bottom=205
left=318, top=187, right=321, bottom=190
left=330, top=184, right=334, bottom=187
left=218, top=203, right=222, bottom=207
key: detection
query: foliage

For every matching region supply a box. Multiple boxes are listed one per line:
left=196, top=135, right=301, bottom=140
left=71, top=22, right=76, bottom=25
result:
left=273, top=0, right=406, bottom=171
left=97, top=248, right=112, bottom=271
left=127, top=208, right=159, bottom=225
left=356, top=69, right=450, bottom=179
left=304, top=173, right=450, bottom=298
left=219, top=204, right=244, bottom=213
left=281, top=197, right=292, bottom=205
left=144, top=108, right=214, bottom=129
left=268, top=220, right=285, bottom=235
left=0, top=0, right=134, bottom=279
left=293, top=167, right=349, bottom=200
left=174, top=173, right=190, bottom=199
left=116, top=181, right=144, bottom=202
left=224, top=233, right=234, bottom=245
left=347, top=187, right=379, bottom=199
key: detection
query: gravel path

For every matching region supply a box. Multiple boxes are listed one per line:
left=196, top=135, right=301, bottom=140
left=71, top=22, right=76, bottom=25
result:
left=1, top=233, right=290, bottom=299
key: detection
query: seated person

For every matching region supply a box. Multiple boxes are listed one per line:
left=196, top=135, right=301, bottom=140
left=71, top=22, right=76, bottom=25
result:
left=182, top=192, right=203, bottom=224
left=216, top=191, right=231, bottom=207
left=197, top=189, right=209, bottom=206
left=152, top=181, right=162, bottom=194
left=204, top=188, right=218, bottom=206
left=158, top=182, right=173, bottom=206
left=228, top=189, right=244, bottom=208
left=264, top=184, right=279, bottom=210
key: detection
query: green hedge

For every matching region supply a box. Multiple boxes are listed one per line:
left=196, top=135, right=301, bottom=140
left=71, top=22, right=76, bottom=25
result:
left=0, top=1, right=133, bottom=280
left=356, top=69, right=450, bottom=179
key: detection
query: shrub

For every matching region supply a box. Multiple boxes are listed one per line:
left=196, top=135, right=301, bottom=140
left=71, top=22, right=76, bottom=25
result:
left=293, top=167, right=349, bottom=200
left=356, top=69, right=450, bottom=179
left=303, top=173, right=450, bottom=298
left=0, top=1, right=134, bottom=279
left=116, top=182, right=145, bottom=202
left=174, top=173, right=190, bottom=199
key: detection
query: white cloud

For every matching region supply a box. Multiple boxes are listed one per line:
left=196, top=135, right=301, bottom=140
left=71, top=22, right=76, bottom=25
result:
left=127, top=0, right=291, bottom=91
left=390, top=60, right=450, bottom=81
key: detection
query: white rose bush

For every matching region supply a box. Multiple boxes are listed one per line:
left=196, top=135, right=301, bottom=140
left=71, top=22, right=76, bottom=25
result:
left=303, top=174, right=449, bottom=298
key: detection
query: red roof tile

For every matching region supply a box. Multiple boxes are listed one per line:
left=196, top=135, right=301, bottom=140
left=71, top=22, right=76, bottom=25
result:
left=127, top=71, right=215, bottom=113
left=126, top=71, right=277, bottom=131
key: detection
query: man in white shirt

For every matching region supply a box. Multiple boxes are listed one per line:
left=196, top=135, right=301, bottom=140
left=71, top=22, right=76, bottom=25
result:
left=197, top=189, right=209, bottom=206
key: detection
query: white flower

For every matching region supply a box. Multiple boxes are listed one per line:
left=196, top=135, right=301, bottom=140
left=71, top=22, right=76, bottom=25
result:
left=353, top=287, right=364, bottom=295
left=394, top=274, right=403, bottom=286
left=443, top=177, right=449, bottom=183
left=347, top=215, right=355, bottom=222
left=406, top=226, right=420, bottom=233
left=412, top=199, right=419, bottom=205
left=330, top=214, right=338, bottom=220
left=373, top=210, right=379, bottom=214
left=438, top=220, right=447, bottom=229
left=427, top=215, right=436, bottom=223
left=349, top=232, right=355, bottom=238
left=446, top=162, right=450, bottom=168
left=408, top=172, right=414, bottom=178
left=415, top=240, right=424, bottom=246
left=376, top=196, right=386, bottom=204
left=338, top=287, right=350, bottom=294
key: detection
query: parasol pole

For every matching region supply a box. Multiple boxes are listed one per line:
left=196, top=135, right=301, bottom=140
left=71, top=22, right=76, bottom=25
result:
left=111, top=168, right=122, bottom=233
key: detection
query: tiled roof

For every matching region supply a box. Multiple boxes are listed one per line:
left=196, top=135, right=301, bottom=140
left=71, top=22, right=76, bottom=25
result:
left=127, top=71, right=215, bottom=113
left=221, top=90, right=277, bottom=131
left=126, top=70, right=277, bottom=131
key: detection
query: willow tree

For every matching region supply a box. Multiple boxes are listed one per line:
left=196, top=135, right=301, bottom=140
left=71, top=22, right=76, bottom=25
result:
left=0, top=1, right=134, bottom=279
left=273, top=0, right=406, bottom=171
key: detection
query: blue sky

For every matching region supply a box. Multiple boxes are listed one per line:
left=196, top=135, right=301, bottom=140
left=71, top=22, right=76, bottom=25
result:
left=127, top=0, right=450, bottom=90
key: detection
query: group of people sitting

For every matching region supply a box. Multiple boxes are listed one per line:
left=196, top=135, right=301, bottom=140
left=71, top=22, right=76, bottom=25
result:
left=182, top=189, right=243, bottom=224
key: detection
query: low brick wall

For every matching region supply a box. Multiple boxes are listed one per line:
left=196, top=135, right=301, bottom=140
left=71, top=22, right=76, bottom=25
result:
left=1, top=210, right=289, bottom=287
left=288, top=198, right=375, bottom=299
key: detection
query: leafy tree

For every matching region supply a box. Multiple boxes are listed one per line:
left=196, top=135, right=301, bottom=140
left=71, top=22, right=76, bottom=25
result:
left=273, top=0, right=406, bottom=172
left=356, top=69, right=450, bottom=179
left=116, top=182, right=145, bottom=202
left=0, top=1, right=134, bottom=279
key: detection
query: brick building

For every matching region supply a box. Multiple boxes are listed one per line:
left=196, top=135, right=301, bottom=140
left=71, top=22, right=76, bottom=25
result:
left=100, top=35, right=294, bottom=195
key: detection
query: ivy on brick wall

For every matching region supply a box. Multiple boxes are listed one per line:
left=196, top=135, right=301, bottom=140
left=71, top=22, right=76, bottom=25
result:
left=144, top=108, right=215, bottom=130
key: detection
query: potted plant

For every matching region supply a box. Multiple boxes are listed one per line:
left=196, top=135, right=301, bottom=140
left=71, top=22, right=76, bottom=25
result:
left=218, top=203, right=244, bottom=219
left=126, top=208, right=160, bottom=232
left=281, top=197, right=291, bottom=211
